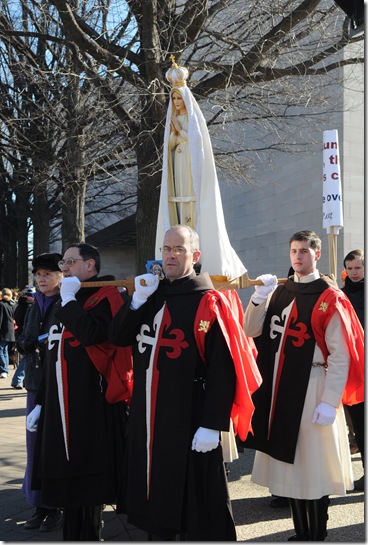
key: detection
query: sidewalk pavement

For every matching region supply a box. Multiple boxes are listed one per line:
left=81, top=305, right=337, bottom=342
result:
left=0, top=371, right=365, bottom=542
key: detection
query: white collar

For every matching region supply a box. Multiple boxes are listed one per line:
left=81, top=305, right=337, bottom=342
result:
left=293, top=270, right=320, bottom=283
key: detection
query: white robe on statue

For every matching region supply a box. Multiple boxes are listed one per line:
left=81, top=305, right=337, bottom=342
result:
left=155, top=84, right=246, bottom=280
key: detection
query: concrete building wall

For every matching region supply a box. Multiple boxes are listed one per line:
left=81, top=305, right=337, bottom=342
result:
left=341, top=55, right=365, bottom=253
left=219, top=61, right=364, bottom=307
left=98, top=246, right=136, bottom=280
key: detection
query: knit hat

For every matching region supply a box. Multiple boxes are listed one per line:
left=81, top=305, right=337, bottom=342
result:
left=32, top=252, right=62, bottom=273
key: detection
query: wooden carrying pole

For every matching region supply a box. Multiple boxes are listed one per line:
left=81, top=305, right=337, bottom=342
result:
left=80, top=272, right=287, bottom=295
left=328, top=227, right=338, bottom=280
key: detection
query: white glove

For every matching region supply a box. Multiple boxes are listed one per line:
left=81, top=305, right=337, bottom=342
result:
left=131, top=273, right=160, bottom=310
left=312, top=402, right=336, bottom=426
left=251, top=274, right=278, bottom=304
left=191, top=427, right=220, bottom=453
left=26, top=404, right=41, bottom=432
left=60, top=276, right=81, bottom=306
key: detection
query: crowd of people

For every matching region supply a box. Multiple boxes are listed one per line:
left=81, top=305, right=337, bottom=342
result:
left=0, top=229, right=364, bottom=542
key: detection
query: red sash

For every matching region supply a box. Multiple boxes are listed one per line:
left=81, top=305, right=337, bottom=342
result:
left=194, top=289, right=262, bottom=441
left=311, top=287, right=364, bottom=405
left=84, top=287, right=133, bottom=404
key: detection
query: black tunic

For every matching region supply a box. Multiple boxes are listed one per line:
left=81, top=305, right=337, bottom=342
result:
left=342, top=277, right=364, bottom=327
left=245, top=275, right=337, bottom=464
left=109, top=272, right=237, bottom=540
left=32, top=276, right=128, bottom=509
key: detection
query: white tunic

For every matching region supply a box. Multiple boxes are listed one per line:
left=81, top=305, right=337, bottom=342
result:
left=243, top=271, right=354, bottom=499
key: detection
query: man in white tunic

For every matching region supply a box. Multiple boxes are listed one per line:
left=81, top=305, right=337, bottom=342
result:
left=243, top=230, right=364, bottom=541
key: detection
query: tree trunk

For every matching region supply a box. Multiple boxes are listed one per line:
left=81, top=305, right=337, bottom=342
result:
left=33, top=187, right=51, bottom=257
left=0, top=199, right=6, bottom=287
left=135, top=93, right=166, bottom=273
left=62, top=181, right=86, bottom=249
left=60, top=48, right=86, bottom=251
left=16, top=204, right=30, bottom=289
left=7, top=216, right=18, bottom=288
left=136, top=161, right=162, bottom=274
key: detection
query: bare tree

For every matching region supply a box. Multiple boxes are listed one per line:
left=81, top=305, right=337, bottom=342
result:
left=0, top=0, right=363, bottom=278
left=46, top=0, right=363, bottom=272
left=0, top=0, right=137, bottom=284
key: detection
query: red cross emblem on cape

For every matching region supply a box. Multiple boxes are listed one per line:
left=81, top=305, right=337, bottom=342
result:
left=136, top=302, right=189, bottom=498
left=268, top=298, right=310, bottom=437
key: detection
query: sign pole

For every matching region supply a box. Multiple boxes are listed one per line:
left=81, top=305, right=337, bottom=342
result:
left=328, top=226, right=338, bottom=279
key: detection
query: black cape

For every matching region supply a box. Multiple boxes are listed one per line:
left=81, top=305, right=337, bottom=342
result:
left=32, top=276, right=128, bottom=509
left=109, top=272, right=237, bottom=540
left=245, top=275, right=336, bottom=464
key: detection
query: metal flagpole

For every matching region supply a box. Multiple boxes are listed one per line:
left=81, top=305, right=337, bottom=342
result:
left=322, top=129, right=343, bottom=279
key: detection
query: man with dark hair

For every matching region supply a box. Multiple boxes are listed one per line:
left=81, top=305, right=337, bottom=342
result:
left=342, top=248, right=364, bottom=491
left=64, top=242, right=102, bottom=275
left=27, top=243, right=132, bottom=541
left=244, top=230, right=364, bottom=541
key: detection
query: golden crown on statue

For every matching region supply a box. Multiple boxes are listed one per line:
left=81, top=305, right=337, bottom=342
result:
left=166, top=54, right=189, bottom=87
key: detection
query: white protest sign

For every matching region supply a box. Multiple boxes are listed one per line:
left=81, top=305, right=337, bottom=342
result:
left=322, top=129, right=343, bottom=234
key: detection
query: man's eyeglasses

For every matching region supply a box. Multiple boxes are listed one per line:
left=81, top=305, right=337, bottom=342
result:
left=160, top=246, right=187, bottom=255
left=160, top=246, right=188, bottom=255
left=58, top=258, right=84, bottom=269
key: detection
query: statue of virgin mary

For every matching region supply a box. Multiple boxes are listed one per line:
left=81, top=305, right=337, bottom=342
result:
left=155, top=56, right=246, bottom=280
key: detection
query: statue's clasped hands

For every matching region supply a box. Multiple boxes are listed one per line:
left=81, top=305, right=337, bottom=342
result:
left=171, top=115, right=181, bottom=134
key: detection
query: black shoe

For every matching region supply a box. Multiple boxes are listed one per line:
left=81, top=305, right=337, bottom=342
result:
left=24, top=508, right=48, bottom=529
left=288, top=534, right=309, bottom=541
left=270, top=495, right=289, bottom=508
left=39, top=510, right=63, bottom=532
left=354, top=475, right=364, bottom=491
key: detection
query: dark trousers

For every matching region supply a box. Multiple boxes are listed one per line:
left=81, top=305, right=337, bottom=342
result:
left=63, top=505, right=102, bottom=541
left=347, top=402, right=365, bottom=467
left=289, top=496, right=329, bottom=541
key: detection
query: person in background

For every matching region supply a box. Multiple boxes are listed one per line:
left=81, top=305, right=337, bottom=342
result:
left=17, top=254, right=64, bottom=532
left=341, top=249, right=364, bottom=491
left=109, top=224, right=261, bottom=541
left=243, top=230, right=364, bottom=541
left=27, top=243, right=132, bottom=541
left=0, top=288, right=17, bottom=378
left=340, top=267, right=359, bottom=456
left=11, top=286, right=36, bottom=389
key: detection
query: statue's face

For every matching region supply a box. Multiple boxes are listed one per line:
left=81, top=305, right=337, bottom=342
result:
left=171, top=91, right=186, bottom=114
